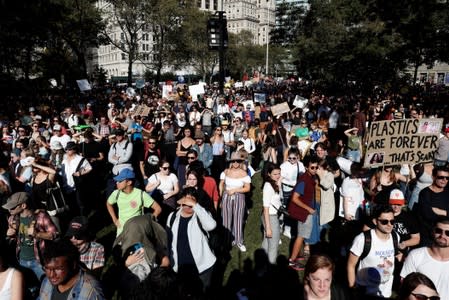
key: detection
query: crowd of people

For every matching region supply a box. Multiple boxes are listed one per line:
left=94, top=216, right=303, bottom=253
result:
left=0, top=80, right=448, bottom=299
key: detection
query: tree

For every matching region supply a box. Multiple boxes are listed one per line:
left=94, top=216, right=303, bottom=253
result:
left=271, top=1, right=305, bottom=46
left=175, top=6, right=218, bottom=83
left=100, top=0, right=148, bottom=86
left=143, top=0, right=184, bottom=83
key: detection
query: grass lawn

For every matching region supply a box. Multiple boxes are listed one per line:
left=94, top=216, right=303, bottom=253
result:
left=222, top=172, right=293, bottom=282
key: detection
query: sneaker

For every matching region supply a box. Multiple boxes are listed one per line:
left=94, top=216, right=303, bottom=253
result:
left=283, top=229, right=291, bottom=239
left=237, top=243, right=247, bottom=252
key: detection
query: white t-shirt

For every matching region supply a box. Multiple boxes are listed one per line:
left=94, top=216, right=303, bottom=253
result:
left=262, top=183, right=282, bottom=215
left=350, top=229, right=396, bottom=298
left=401, top=247, right=449, bottom=300
left=340, top=177, right=365, bottom=219
left=148, top=173, right=178, bottom=194
left=280, top=161, right=305, bottom=192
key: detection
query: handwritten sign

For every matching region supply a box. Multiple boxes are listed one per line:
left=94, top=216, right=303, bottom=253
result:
left=270, top=102, right=290, bottom=116
left=364, top=118, right=443, bottom=167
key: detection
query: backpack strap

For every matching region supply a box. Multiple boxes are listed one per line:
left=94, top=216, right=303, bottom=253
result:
left=75, top=157, right=86, bottom=172
left=360, top=230, right=372, bottom=261
left=359, top=230, right=399, bottom=261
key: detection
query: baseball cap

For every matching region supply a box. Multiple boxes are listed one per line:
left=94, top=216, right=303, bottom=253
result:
left=53, top=124, right=61, bottom=131
left=2, top=192, right=28, bottom=210
left=114, top=168, right=135, bottom=182
left=65, top=216, right=89, bottom=240
left=195, top=132, right=205, bottom=140
left=389, top=189, right=405, bottom=205
left=221, top=120, right=229, bottom=126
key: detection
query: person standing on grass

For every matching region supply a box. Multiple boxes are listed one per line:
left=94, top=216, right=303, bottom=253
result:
left=261, top=162, right=283, bottom=264
left=288, top=155, right=319, bottom=270
left=107, top=168, right=161, bottom=236
left=219, top=151, right=251, bottom=253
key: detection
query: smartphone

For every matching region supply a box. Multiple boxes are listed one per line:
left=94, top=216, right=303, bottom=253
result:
left=132, top=242, right=143, bottom=252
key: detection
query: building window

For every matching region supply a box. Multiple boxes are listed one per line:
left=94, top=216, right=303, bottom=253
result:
left=122, top=53, right=126, bottom=60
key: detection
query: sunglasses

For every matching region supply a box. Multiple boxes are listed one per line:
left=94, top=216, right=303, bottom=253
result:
left=161, top=167, right=169, bottom=170
left=216, top=129, right=222, bottom=132
left=182, top=204, right=193, bottom=208
left=434, top=227, right=449, bottom=236
left=288, top=157, right=297, bottom=160
left=187, top=156, right=196, bottom=160
left=148, top=142, right=156, bottom=145
left=231, top=160, right=243, bottom=163
left=309, top=166, right=317, bottom=170
left=436, top=176, right=449, bottom=180
left=378, top=219, right=395, bottom=225
left=411, top=293, right=440, bottom=300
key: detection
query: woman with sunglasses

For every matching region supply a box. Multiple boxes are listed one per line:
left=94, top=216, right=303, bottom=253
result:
left=146, top=160, right=179, bottom=225
left=210, top=126, right=226, bottom=184
left=369, top=166, right=407, bottom=207
left=398, top=272, right=439, bottom=300
left=280, top=148, right=305, bottom=238
left=219, top=151, right=251, bottom=252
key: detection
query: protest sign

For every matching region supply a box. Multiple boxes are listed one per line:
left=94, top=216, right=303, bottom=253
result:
left=130, top=105, right=151, bottom=117
left=364, top=118, right=443, bottom=167
left=76, top=79, right=91, bottom=92
left=188, top=84, right=205, bottom=101
left=293, top=95, right=308, bottom=108
left=253, top=92, right=266, bottom=103
left=162, top=85, right=173, bottom=99
left=270, top=102, right=290, bottom=116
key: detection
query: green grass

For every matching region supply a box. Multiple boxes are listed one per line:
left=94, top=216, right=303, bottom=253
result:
left=223, top=172, right=291, bottom=282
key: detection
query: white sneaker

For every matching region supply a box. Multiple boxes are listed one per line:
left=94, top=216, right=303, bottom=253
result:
left=283, top=226, right=291, bottom=238
left=237, top=243, right=247, bottom=252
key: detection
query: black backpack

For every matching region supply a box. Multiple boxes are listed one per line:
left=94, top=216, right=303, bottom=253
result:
left=359, top=230, right=399, bottom=261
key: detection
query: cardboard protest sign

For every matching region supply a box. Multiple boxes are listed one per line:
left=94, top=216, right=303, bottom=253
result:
left=293, top=95, right=308, bottom=108
left=130, top=105, right=151, bottom=117
left=364, top=118, right=443, bottom=167
left=270, top=102, right=290, bottom=116
left=76, top=79, right=91, bottom=92
left=188, top=84, right=205, bottom=101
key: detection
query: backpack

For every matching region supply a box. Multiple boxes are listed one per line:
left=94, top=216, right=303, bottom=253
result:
left=359, top=230, right=399, bottom=261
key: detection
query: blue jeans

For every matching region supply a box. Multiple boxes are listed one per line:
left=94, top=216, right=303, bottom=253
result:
left=346, top=149, right=361, bottom=163
left=20, top=258, right=44, bottom=280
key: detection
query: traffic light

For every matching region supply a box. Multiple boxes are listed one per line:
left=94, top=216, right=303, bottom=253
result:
left=207, top=17, right=228, bottom=50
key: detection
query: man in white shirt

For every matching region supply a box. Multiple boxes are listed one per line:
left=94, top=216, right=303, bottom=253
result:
left=401, top=217, right=449, bottom=300
left=347, top=206, right=399, bottom=299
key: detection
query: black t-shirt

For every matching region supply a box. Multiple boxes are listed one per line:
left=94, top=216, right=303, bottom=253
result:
left=177, top=216, right=196, bottom=268
left=51, top=286, right=72, bottom=300
left=142, top=149, right=160, bottom=177
left=394, top=211, right=419, bottom=247
left=79, top=141, right=102, bottom=160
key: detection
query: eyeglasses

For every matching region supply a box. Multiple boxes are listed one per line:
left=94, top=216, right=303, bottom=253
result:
left=434, top=227, right=449, bottom=236
left=378, top=219, right=395, bottom=225
left=288, top=157, right=297, bottom=160
left=161, top=166, right=169, bottom=170
left=309, top=166, right=317, bottom=170
left=436, top=176, right=449, bottom=180
left=187, top=156, right=196, bottom=160
left=411, top=293, right=440, bottom=300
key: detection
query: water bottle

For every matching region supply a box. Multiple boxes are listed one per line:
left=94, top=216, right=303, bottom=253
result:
left=365, top=201, right=371, bottom=216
